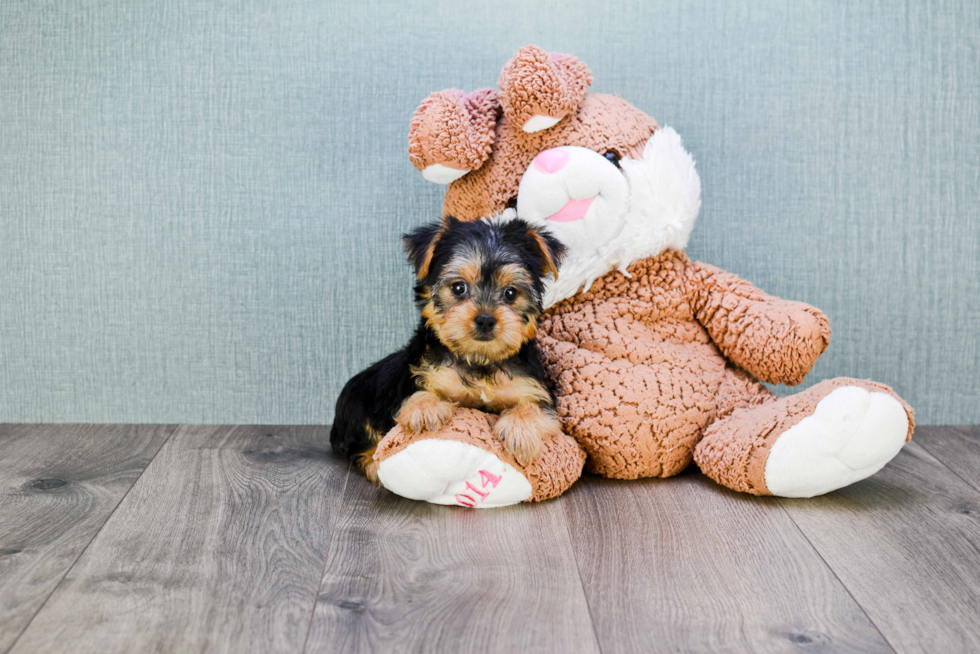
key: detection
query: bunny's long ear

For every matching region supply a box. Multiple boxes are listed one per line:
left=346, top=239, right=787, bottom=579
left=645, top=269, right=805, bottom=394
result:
left=408, top=88, right=499, bottom=184
left=498, top=46, right=592, bottom=134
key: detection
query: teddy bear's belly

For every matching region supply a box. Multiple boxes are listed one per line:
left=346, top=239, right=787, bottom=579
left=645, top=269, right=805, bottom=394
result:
left=539, top=316, right=736, bottom=480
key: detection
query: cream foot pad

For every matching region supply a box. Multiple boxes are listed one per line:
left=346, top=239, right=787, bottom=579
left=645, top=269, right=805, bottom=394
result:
left=374, top=408, right=586, bottom=507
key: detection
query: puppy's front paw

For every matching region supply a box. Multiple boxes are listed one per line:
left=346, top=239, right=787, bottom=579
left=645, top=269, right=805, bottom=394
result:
left=358, top=455, right=381, bottom=486
left=396, top=391, right=455, bottom=435
left=493, top=403, right=558, bottom=466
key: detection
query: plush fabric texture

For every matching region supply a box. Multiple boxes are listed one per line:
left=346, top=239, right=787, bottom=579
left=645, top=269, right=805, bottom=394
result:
left=375, top=407, right=585, bottom=502
left=695, top=378, right=914, bottom=495
left=442, top=92, right=658, bottom=221
left=387, top=45, right=916, bottom=505
left=377, top=438, right=534, bottom=507
left=689, top=261, right=831, bottom=386
left=497, top=45, right=592, bottom=131
left=537, top=249, right=912, bottom=487
left=538, top=250, right=830, bottom=479
left=408, top=88, right=499, bottom=175
left=760, top=385, right=912, bottom=497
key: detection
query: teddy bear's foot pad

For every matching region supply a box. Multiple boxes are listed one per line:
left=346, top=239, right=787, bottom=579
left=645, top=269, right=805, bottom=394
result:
left=764, top=386, right=909, bottom=498
left=377, top=438, right=533, bottom=508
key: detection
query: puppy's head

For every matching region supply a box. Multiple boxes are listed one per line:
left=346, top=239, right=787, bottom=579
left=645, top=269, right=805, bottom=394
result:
left=404, top=216, right=565, bottom=365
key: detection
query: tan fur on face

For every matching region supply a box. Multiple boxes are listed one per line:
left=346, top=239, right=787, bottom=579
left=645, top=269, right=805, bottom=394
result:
left=494, top=263, right=534, bottom=289
left=493, top=401, right=562, bottom=466
left=412, top=360, right=551, bottom=412
left=395, top=390, right=456, bottom=434
left=453, top=259, right=481, bottom=285
left=432, top=301, right=530, bottom=365
left=422, top=249, right=541, bottom=365
left=438, top=250, right=484, bottom=286
left=494, top=267, right=540, bottom=343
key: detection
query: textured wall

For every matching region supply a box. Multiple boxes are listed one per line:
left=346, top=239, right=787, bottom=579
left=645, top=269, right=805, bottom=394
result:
left=0, top=0, right=977, bottom=424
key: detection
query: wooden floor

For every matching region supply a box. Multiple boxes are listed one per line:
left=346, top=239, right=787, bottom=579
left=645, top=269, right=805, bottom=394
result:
left=1, top=426, right=978, bottom=654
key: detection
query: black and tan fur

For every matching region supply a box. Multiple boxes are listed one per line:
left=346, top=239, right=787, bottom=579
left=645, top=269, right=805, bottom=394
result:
left=330, top=216, right=566, bottom=482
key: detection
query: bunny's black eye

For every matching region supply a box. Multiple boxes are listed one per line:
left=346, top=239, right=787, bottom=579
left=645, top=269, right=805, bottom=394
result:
left=503, top=287, right=518, bottom=303
left=604, top=151, right=621, bottom=168
left=450, top=281, right=468, bottom=297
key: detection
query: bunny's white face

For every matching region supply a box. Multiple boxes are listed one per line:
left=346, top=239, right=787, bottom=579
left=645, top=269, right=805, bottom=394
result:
left=516, top=146, right=631, bottom=267
left=514, top=127, right=703, bottom=308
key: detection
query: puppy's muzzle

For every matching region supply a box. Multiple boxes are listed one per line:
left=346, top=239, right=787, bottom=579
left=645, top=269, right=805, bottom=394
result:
left=473, top=313, right=497, bottom=339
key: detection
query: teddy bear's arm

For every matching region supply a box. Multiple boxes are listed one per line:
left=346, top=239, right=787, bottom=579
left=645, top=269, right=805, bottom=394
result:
left=687, top=261, right=831, bottom=386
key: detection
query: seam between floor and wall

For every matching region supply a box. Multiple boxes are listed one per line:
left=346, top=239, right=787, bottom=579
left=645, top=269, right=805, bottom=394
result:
left=774, top=501, right=899, bottom=654
left=558, top=494, right=605, bottom=654
left=300, top=457, right=352, bottom=654
left=3, top=424, right=179, bottom=654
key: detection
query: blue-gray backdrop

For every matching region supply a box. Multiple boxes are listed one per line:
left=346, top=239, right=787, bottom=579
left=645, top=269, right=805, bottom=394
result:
left=1, top=1, right=977, bottom=424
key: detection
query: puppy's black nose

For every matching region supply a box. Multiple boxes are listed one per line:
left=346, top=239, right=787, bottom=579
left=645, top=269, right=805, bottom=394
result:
left=474, top=313, right=497, bottom=332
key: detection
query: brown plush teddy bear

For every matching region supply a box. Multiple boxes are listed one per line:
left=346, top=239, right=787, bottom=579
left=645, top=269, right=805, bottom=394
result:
left=373, top=46, right=914, bottom=508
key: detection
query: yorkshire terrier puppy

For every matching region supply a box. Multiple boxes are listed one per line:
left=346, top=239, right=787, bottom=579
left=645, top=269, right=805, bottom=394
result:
left=331, top=216, right=566, bottom=483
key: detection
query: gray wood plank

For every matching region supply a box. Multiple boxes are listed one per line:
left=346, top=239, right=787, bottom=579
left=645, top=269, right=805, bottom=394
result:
left=306, top=476, right=601, bottom=654
left=915, top=426, right=980, bottom=493
left=563, top=471, right=894, bottom=654
left=779, top=441, right=980, bottom=654
left=0, top=424, right=174, bottom=654
left=9, top=426, right=348, bottom=654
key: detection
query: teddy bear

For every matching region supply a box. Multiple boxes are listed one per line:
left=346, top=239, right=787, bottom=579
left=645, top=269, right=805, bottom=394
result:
left=371, top=46, right=914, bottom=508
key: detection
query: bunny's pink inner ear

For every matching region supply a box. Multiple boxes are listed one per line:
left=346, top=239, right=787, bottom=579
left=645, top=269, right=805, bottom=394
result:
left=408, top=88, right=500, bottom=184
left=497, top=46, right=593, bottom=134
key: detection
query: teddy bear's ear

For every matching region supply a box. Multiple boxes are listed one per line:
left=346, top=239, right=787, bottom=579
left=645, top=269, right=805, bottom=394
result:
left=498, top=46, right=592, bottom=134
left=408, top=88, right=499, bottom=185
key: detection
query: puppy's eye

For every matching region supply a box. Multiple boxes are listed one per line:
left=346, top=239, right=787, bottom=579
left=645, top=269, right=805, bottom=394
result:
left=506, top=196, right=518, bottom=210
left=503, top=287, right=518, bottom=303
left=450, top=281, right=468, bottom=297
left=603, top=151, right=621, bottom=168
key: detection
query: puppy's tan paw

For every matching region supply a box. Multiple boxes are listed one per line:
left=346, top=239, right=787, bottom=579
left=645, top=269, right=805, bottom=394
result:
left=354, top=442, right=382, bottom=486
left=493, top=403, right=558, bottom=466
left=361, top=458, right=381, bottom=486
left=396, top=391, right=455, bottom=435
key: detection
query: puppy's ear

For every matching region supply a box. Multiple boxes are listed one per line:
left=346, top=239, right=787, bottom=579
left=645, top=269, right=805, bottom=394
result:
left=525, top=224, right=566, bottom=280
left=403, top=220, right=446, bottom=280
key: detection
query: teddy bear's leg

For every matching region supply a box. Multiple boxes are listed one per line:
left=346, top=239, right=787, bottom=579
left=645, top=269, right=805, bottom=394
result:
left=694, top=378, right=913, bottom=497
left=374, top=408, right=586, bottom=508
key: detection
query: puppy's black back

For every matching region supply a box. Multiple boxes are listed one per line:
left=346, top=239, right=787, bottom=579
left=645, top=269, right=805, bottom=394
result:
left=330, top=320, right=556, bottom=462
left=329, top=324, right=428, bottom=459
